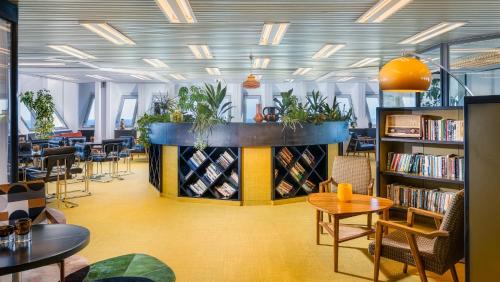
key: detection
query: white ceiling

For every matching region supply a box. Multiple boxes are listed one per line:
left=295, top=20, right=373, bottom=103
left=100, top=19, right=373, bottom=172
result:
left=16, top=0, right=500, bottom=83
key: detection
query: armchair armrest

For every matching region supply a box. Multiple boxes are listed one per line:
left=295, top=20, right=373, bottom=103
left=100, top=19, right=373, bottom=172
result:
left=376, top=220, right=449, bottom=239
left=407, top=207, right=444, bottom=228
left=46, top=207, right=66, bottom=224
left=319, top=177, right=339, bottom=193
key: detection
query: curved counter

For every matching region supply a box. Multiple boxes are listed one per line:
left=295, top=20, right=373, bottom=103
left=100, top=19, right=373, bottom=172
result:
left=148, top=122, right=349, bottom=205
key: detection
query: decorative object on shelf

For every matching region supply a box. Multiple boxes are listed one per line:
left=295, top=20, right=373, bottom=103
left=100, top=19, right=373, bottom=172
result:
left=19, top=89, right=56, bottom=139
left=242, top=55, right=261, bottom=89
left=119, top=118, right=126, bottom=129
left=385, top=114, right=422, bottom=137
left=170, top=109, right=183, bottom=123
left=254, top=103, right=264, bottom=123
left=263, top=106, right=279, bottom=122
left=337, top=183, right=353, bottom=202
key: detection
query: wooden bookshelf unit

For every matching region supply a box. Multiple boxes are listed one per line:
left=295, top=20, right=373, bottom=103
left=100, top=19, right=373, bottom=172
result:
left=272, top=145, right=328, bottom=200
left=376, top=107, right=464, bottom=218
left=178, top=146, right=241, bottom=201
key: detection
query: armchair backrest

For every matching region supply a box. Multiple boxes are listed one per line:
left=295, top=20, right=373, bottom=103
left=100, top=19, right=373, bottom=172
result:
left=331, top=156, right=371, bottom=195
left=102, top=139, right=123, bottom=156
left=68, top=137, right=86, bottom=146
left=0, top=181, right=46, bottom=225
left=75, top=143, right=92, bottom=161
left=435, top=190, right=465, bottom=268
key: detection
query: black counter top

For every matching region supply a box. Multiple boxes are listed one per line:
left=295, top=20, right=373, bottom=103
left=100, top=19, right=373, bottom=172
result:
left=149, top=121, right=349, bottom=147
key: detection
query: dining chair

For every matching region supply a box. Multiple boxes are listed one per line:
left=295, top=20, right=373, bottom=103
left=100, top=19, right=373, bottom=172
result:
left=368, top=190, right=464, bottom=282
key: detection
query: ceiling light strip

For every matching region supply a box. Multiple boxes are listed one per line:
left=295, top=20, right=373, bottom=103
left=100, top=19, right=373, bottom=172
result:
left=48, top=45, right=96, bottom=60
left=176, top=0, right=197, bottom=23
left=143, top=58, right=169, bottom=68
left=357, top=0, right=412, bottom=23
left=205, top=68, right=221, bottom=75
left=259, top=24, right=273, bottom=45
left=19, top=62, right=66, bottom=66
left=312, top=44, right=345, bottom=59
left=46, top=74, right=76, bottom=81
left=349, top=58, right=380, bottom=68
left=86, top=74, right=112, bottom=80
left=272, top=23, right=290, bottom=45
left=337, top=77, right=355, bottom=82
left=260, top=23, right=290, bottom=46
left=98, top=23, right=135, bottom=45
left=155, top=0, right=197, bottom=23
left=130, top=74, right=151, bottom=80
left=188, top=45, right=212, bottom=59
left=155, top=0, right=180, bottom=23
left=400, top=22, right=466, bottom=44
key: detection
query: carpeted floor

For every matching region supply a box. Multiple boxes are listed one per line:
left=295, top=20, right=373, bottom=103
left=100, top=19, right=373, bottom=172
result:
left=49, top=159, right=464, bottom=282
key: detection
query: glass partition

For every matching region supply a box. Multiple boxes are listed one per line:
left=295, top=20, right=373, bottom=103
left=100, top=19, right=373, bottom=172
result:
left=0, top=19, right=10, bottom=183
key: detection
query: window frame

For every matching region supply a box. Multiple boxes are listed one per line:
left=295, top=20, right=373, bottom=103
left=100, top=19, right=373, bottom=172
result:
left=335, top=94, right=355, bottom=117
left=81, top=95, right=95, bottom=129
left=115, top=95, right=138, bottom=129
left=19, top=101, right=68, bottom=131
left=243, top=95, right=261, bottom=123
left=365, top=94, right=379, bottom=125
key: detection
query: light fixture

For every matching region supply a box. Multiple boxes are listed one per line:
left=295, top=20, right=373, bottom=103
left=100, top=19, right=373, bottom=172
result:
left=79, top=61, right=100, bottom=69
left=242, top=74, right=261, bottom=89
left=337, top=77, right=355, bottom=82
left=143, top=58, right=169, bottom=68
left=451, top=48, right=500, bottom=54
left=259, top=23, right=289, bottom=45
left=86, top=74, right=112, bottom=81
left=80, top=22, right=135, bottom=45
left=170, top=73, right=186, bottom=80
left=252, top=57, right=271, bottom=69
left=379, top=57, right=431, bottom=92
left=19, top=62, right=66, bottom=66
left=205, top=67, right=221, bottom=75
left=130, top=74, right=151, bottom=80
left=0, top=47, right=10, bottom=55
left=292, top=68, right=312, bottom=76
left=0, top=24, right=10, bottom=32
left=187, top=45, right=213, bottom=59
left=357, top=0, right=412, bottom=23
left=46, top=74, right=76, bottom=81
left=349, top=58, right=380, bottom=68
left=48, top=45, right=96, bottom=59
left=155, top=0, right=197, bottom=23
left=400, top=22, right=466, bottom=45
left=312, top=44, right=346, bottom=59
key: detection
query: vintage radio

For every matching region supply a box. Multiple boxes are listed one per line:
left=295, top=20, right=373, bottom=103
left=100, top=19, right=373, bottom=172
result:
left=385, top=115, right=422, bottom=138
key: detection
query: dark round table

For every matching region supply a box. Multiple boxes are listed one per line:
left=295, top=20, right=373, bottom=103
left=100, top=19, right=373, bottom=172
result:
left=0, top=224, right=90, bottom=281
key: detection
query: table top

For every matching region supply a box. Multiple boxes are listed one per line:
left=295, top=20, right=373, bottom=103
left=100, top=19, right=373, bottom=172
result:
left=307, top=193, right=394, bottom=216
left=0, top=224, right=90, bottom=275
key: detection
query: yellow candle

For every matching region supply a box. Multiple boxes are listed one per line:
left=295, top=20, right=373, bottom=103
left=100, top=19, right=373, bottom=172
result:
left=337, top=183, right=353, bottom=202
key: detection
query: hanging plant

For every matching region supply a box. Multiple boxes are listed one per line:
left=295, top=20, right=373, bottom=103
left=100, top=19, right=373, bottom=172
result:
left=19, top=89, right=56, bottom=139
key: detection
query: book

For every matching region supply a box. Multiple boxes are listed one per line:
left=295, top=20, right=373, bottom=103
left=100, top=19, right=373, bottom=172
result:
left=421, top=117, right=464, bottom=142
left=386, top=152, right=464, bottom=180
left=301, top=149, right=315, bottom=167
left=386, top=183, right=457, bottom=214
left=302, top=180, right=316, bottom=193
left=385, top=115, right=422, bottom=138
left=215, top=182, right=237, bottom=198
left=276, top=180, right=294, bottom=197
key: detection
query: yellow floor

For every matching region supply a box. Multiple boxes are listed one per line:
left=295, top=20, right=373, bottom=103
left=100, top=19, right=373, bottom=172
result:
left=49, top=159, right=464, bottom=282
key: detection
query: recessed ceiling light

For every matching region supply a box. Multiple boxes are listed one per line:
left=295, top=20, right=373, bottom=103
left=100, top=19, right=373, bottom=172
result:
left=170, top=73, right=186, bottom=80
left=285, top=79, right=295, bottom=83
left=143, top=58, right=169, bottom=68
left=205, top=68, right=221, bottom=75
left=259, top=23, right=290, bottom=45
left=349, top=58, right=380, bottom=68
left=19, top=62, right=66, bottom=66
left=155, top=0, right=197, bottom=23
left=337, top=77, right=355, bottom=82
left=46, top=74, right=76, bottom=81
left=79, top=61, right=100, bottom=69
left=252, top=57, right=271, bottom=69
left=0, top=24, right=10, bottom=33
left=80, top=22, right=135, bottom=45
left=130, top=74, right=151, bottom=81
left=357, top=0, right=412, bottom=23
left=48, top=45, right=96, bottom=59
left=451, top=48, right=500, bottom=53
left=187, top=45, right=213, bottom=59
left=0, top=47, right=10, bottom=55
left=292, top=68, right=312, bottom=76
left=312, top=44, right=346, bottom=59
left=86, top=74, right=112, bottom=81
left=400, top=22, right=466, bottom=44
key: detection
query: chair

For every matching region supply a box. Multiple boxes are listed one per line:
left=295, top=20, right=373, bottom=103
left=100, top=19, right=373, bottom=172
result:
left=369, top=190, right=464, bottom=282
left=48, top=136, right=66, bottom=147
left=118, top=136, right=134, bottom=174
left=91, top=139, right=123, bottom=182
left=74, top=143, right=92, bottom=196
left=18, top=142, right=33, bottom=181
left=346, top=132, right=376, bottom=157
left=66, top=254, right=175, bottom=282
left=0, top=181, right=89, bottom=281
left=67, top=137, right=86, bottom=146
left=318, top=155, right=374, bottom=271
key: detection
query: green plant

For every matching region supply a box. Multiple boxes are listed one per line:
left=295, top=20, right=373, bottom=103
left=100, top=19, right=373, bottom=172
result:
left=421, top=78, right=441, bottom=107
left=19, top=89, right=56, bottom=139
left=306, top=90, right=327, bottom=124
left=137, top=96, right=176, bottom=147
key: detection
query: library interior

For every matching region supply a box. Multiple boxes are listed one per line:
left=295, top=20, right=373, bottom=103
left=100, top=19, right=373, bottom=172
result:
left=1, top=0, right=499, bottom=281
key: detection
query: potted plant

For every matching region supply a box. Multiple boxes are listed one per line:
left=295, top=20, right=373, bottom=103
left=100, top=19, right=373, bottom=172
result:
left=19, top=89, right=56, bottom=139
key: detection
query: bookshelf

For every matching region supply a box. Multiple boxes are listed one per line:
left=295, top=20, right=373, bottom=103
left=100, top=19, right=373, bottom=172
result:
left=178, top=146, right=241, bottom=201
left=272, top=145, right=328, bottom=200
left=377, top=107, right=464, bottom=219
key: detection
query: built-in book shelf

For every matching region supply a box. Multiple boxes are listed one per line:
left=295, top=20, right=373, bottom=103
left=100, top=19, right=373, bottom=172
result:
left=272, top=145, right=328, bottom=200
left=179, top=146, right=241, bottom=201
left=377, top=107, right=464, bottom=219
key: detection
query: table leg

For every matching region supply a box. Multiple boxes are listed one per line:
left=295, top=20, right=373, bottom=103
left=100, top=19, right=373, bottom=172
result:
left=333, top=215, right=339, bottom=272
left=316, top=210, right=320, bottom=245
left=12, top=272, right=21, bottom=282
left=383, top=209, right=389, bottom=235
left=60, top=260, right=65, bottom=282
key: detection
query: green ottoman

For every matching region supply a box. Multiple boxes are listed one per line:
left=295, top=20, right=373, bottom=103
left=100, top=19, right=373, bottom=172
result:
left=67, top=254, right=175, bottom=282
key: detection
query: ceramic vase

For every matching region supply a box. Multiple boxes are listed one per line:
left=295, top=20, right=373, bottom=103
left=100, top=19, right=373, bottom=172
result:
left=254, top=103, right=264, bottom=123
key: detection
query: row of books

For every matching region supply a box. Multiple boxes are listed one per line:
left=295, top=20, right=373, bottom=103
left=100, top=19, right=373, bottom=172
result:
left=422, top=118, right=464, bottom=142
left=290, top=162, right=306, bottom=183
left=302, top=180, right=316, bottom=193
left=216, top=151, right=235, bottom=169
left=189, top=179, right=209, bottom=195
left=215, top=182, right=237, bottom=198
left=230, top=171, right=239, bottom=185
left=301, top=149, right=315, bottom=167
left=276, top=180, right=294, bottom=196
left=188, top=150, right=207, bottom=168
left=387, top=152, right=464, bottom=180
left=203, top=163, right=222, bottom=184
left=386, top=184, right=457, bottom=214
left=277, top=147, right=294, bottom=167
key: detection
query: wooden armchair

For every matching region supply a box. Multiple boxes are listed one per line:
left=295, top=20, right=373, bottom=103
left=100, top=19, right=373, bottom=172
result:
left=369, top=190, right=464, bottom=282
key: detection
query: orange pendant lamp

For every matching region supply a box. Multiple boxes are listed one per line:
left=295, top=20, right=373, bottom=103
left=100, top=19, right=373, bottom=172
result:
left=242, top=74, right=261, bottom=89
left=379, top=57, right=432, bottom=92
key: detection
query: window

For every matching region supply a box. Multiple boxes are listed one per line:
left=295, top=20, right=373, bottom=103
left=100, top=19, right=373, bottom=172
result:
left=273, top=94, right=282, bottom=107
left=82, top=95, right=95, bottom=128
left=335, top=95, right=353, bottom=115
left=53, top=111, right=68, bottom=129
left=20, top=101, right=68, bottom=130
left=366, top=95, right=379, bottom=125
left=243, top=95, right=261, bottom=123
left=116, top=96, right=138, bottom=128
left=220, top=96, right=232, bottom=120
left=150, top=94, right=169, bottom=115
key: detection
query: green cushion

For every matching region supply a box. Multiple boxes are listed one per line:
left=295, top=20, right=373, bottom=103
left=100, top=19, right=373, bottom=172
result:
left=83, top=254, right=175, bottom=282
